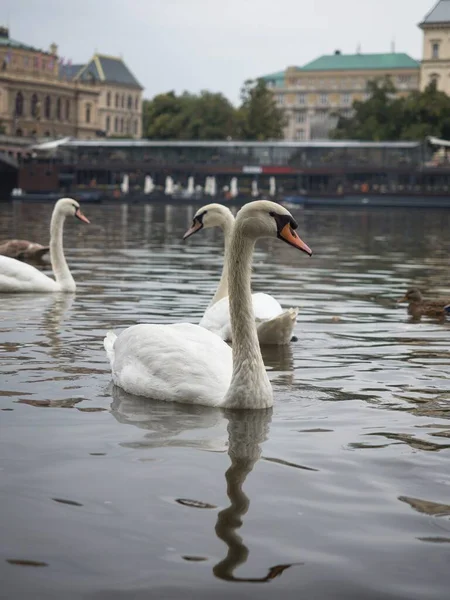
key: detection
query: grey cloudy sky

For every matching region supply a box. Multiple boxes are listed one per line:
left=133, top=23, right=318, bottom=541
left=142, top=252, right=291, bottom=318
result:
left=4, top=0, right=435, bottom=103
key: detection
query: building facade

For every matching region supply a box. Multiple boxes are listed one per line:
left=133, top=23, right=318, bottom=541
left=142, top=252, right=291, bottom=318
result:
left=61, top=54, right=143, bottom=138
left=420, top=0, right=450, bottom=93
left=262, top=52, right=420, bottom=141
left=0, top=27, right=142, bottom=139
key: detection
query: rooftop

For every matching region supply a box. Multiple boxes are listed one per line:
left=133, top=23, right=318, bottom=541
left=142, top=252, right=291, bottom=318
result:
left=0, top=26, right=51, bottom=54
left=74, top=54, right=143, bottom=89
left=421, top=0, right=450, bottom=26
left=301, top=52, right=420, bottom=71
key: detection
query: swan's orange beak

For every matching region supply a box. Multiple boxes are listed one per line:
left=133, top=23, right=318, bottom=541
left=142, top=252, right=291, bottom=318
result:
left=75, top=208, right=90, bottom=224
left=279, top=223, right=312, bottom=256
left=183, top=220, right=202, bottom=240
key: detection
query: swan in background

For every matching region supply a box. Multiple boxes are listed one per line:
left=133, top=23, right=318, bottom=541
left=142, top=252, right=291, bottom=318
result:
left=0, top=239, right=49, bottom=262
left=183, top=203, right=299, bottom=345
left=0, top=198, right=90, bottom=293
left=104, top=200, right=312, bottom=409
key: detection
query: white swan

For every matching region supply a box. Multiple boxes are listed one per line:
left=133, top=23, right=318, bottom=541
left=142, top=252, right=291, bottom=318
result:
left=104, top=200, right=312, bottom=409
left=183, top=203, right=298, bottom=345
left=0, top=198, right=90, bottom=293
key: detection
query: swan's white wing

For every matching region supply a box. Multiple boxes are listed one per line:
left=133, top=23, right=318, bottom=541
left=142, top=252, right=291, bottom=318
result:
left=251, top=292, right=283, bottom=319
left=199, top=292, right=288, bottom=342
left=105, top=322, right=232, bottom=407
left=0, top=256, right=58, bottom=293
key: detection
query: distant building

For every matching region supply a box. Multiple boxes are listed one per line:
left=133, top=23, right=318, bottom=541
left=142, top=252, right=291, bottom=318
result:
left=419, top=0, right=450, bottom=93
left=0, top=27, right=143, bottom=139
left=61, top=54, right=143, bottom=138
left=261, top=51, right=420, bottom=140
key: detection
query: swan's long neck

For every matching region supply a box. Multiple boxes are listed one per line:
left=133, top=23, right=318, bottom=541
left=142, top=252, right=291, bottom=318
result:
left=208, top=212, right=234, bottom=308
left=49, top=209, right=75, bottom=291
left=222, top=224, right=273, bottom=409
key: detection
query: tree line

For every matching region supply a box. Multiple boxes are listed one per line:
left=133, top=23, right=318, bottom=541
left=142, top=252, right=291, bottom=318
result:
left=142, top=79, right=286, bottom=141
left=331, top=78, right=450, bottom=141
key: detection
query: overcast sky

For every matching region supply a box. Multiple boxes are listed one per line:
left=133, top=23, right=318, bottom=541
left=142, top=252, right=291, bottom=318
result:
left=4, top=0, right=435, bottom=103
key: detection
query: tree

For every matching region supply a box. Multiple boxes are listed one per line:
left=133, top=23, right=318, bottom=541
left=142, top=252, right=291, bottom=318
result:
left=238, top=79, right=285, bottom=140
left=142, top=91, right=238, bottom=140
left=331, top=78, right=450, bottom=141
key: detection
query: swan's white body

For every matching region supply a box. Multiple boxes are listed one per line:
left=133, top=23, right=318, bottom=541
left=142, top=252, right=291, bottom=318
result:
left=199, top=292, right=297, bottom=345
left=104, top=200, right=312, bottom=409
left=186, top=203, right=298, bottom=345
left=0, top=198, right=89, bottom=294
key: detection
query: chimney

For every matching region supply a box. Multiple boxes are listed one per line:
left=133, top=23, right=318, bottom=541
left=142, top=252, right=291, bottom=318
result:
left=0, top=26, right=9, bottom=38
left=334, top=49, right=341, bottom=55
left=50, top=43, right=58, bottom=55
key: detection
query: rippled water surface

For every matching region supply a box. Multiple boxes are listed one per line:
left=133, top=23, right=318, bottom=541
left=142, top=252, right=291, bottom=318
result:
left=1, top=201, right=450, bottom=600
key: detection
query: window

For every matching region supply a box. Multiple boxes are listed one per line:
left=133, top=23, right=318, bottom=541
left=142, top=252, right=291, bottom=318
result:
left=114, top=116, right=118, bottom=132
left=85, top=103, right=91, bottom=123
left=56, top=97, right=61, bottom=120
left=134, top=119, right=138, bottom=135
left=135, top=97, right=138, bottom=110
left=15, top=92, right=24, bottom=117
left=275, top=94, right=284, bottom=105
left=297, top=93, right=305, bottom=105
left=398, top=75, right=411, bottom=85
left=295, top=129, right=305, bottom=141
left=319, top=93, right=328, bottom=105
left=120, top=117, right=124, bottom=132
left=106, top=115, right=110, bottom=132
left=44, top=96, right=51, bottom=119
left=121, top=95, right=125, bottom=108
left=430, top=73, right=440, bottom=86
left=107, top=91, right=111, bottom=107
left=44, top=131, right=50, bottom=137
left=127, top=95, right=132, bottom=109
left=65, top=99, right=70, bottom=121
left=33, top=56, right=38, bottom=69
left=42, top=59, right=47, bottom=70
left=23, top=56, right=29, bottom=68
left=342, top=93, right=351, bottom=105
left=15, top=128, right=23, bottom=136
left=31, top=94, right=39, bottom=118
left=432, top=42, right=440, bottom=59
left=115, top=93, right=119, bottom=108
left=296, top=112, right=306, bottom=123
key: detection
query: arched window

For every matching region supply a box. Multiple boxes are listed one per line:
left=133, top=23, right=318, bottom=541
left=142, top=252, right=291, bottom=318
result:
left=134, top=97, right=138, bottom=110
left=85, top=103, right=91, bottom=123
left=115, top=93, right=119, bottom=108
left=15, top=92, right=24, bottom=117
left=15, top=128, right=23, bottom=136
left=65, top=99, right=70, bottom=121
left=114, top=116, right=118, bottom=132
left=121, top=94, right=124, bottom=108
left=56, top=97, right=61, bottom=120
left=106, top=115, right=110, bottom=132
left=127, top=95, right=132, bottom=109
left=31, top=94, right=39, bottom=118
left=120, top=117, right=124, bottom=133
left=107, top=91, right=111, bottom=107
left=44, top=95, right=51, bottom=119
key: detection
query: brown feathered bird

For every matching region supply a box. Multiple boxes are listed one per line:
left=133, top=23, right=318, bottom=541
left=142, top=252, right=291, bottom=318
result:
left=0, top=239, right=49, bottom=262
left=397, top=288, right=450, bottom=321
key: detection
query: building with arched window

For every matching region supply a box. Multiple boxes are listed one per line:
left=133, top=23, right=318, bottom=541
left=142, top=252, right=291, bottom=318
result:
left=419, top=1, right=450, bottom=93
left=0, top=28, right=141, bottom=139
left=65, top=53, right=143, bottom=138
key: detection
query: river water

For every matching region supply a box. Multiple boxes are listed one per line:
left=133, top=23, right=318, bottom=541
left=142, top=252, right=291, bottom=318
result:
left=0, top=201, right=449, bottom=600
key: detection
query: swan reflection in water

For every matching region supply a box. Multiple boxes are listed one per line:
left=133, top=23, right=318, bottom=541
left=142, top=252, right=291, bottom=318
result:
left=110, top=387, right=302, bottom=583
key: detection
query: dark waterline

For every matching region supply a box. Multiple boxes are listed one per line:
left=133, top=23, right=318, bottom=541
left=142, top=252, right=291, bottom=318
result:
left=0, top=202, right=449, bottom=600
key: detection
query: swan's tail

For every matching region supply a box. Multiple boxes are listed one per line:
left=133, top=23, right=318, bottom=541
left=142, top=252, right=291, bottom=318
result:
left=256, top=308, right=298, bottom=345
left=103, top=330, right=117, bottom=365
